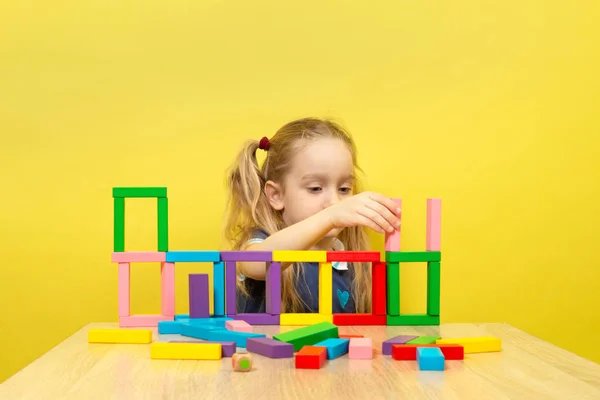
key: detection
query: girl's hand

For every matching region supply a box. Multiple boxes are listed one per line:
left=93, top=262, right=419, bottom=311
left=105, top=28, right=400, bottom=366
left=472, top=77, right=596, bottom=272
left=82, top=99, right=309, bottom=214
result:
left=324, top=192, right=401, bottom=234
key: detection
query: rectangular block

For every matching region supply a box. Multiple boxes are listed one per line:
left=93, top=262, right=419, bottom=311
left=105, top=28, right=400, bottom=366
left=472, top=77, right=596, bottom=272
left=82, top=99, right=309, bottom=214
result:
left=226, top=320, right=253, bottom=333
left=386, top=251, right=441, bottom=263
left=326, top=251, right=381, bottom=262
left=169, top=340, right=236, bottom=357
left=427, top=261, right=440, bottom=316
left=387, top=262, right=400, bottom=315
left=314, top=338, right=350, bottom=360
left=111, top=252, right=167, bottom=263
left=161, top=262, right=175, bottom=317
left=426, top=198, right=441, bottom=251
left=349, top=337, right=373, bottom=359
left=435, top=336, right=502, bottom=353
left=185, top=316, right=233, bottom=326
left=157, top=197, right=168, bottom=252
left=332, top=314, right=386, bottom=326
left=189, top=274, right=210, bottom=318
left=381, top=335, right=419, bottom=355
left=417, top=347, right=445, bottom=371
left=247, top=337, right=294, bottom=359
left=150, top=342, right=221, bottom=360
left=117, top=262, right=130, bottom=317
left=220, top=251, right=272, bottom=262
left=231, top=313, right=280, bottom=325
left=112, top=187, right=167, bottom=198
left=225, top=262, right=237, bottom=316
left=295, top=346, right=327, bottom=369
left=319, top=262, right=333, bottom=315
left=387, top=315, right=440, bottom=326
left=280, top=313, right=333, bottom=326
left=339, top=334, right=364, bottom=339
left=391, top=344, right=464, bottom=360
left=179, top=323, right=266, bottom=347
left=88, top=328, right=152, bottom=344
left=158, top=321, right=182, bottom=334
left=406, top=336, right=440, bottom=345
left=120, top=315, right=174, bottom=327
left=165, top=251, right=221, bottom=262
left=385, top=198, right=402, bottom=251
left=113, top=197, right=125, bottom=252
left=372, top=261, right=387, bottom=315
left=213, top=262, right=225, bottom=316
left=272, top=250, right=327, bottom=263
left=273, top=321, right=338, bottom=352
left=265, top=262, right=281, bottom=315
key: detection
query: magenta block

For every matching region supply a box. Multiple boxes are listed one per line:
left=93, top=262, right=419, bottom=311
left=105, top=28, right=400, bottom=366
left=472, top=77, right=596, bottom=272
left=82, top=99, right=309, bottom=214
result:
left=247, top=337, right=294, bottom=358
left=225, top=262, right=237, bottom=316
left=189, top=274, right=209, bottom=318
left=382, top=335, right=419, bottom=355
left=220, top=251, right=272, bottom=262
left=265, top=262, right=281, bottom=315
left=232, top=313, right=280, bottom=325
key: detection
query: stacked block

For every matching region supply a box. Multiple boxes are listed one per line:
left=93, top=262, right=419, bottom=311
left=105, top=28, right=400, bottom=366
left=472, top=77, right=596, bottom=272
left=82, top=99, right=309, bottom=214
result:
left=189, top=274, right=209, bottom=318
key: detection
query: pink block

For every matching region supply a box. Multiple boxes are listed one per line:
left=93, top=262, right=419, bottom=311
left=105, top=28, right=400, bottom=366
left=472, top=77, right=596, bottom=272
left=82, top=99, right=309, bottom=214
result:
left=385, top=198, right=402, bottom=251
left=426, top=198, right=441, bottom=251
left=349, top=338, right=373, bottom=359
left=118, top=263, right=130, bottom=317
left=111, top=252, right=167, bottom=263
left=161, top=262, right=175, bottom=316
left=225, top=320, right=253, bottom=333
left=119, top=315, right=173, bottom=327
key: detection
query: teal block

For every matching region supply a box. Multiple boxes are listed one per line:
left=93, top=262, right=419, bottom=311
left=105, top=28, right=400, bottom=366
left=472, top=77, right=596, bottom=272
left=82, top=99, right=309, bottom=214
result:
left=158, top=321, right=182, bottom=335
left=314, top=338, right=350, bottom=359
left=166, top=251, right=221, bottom=262
left=417, top=347, right=445, bottom=371
left=213, top=262, right=225, bottom=316
left=180, top=323, right=265, bottom=347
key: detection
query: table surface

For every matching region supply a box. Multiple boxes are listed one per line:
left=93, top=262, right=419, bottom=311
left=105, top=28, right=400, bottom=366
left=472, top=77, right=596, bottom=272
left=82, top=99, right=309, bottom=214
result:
left=1, top=322, right=599, bottom=400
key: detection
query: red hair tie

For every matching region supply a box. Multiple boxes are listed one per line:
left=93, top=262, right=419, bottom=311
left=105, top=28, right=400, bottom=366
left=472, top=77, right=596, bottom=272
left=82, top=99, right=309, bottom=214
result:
left=258, top=136, right=270, bottom=151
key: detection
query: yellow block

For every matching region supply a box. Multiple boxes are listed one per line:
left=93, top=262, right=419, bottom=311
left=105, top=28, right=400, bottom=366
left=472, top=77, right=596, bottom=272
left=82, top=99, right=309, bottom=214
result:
left=319, top=262, right=333, bottom=314
left=150, top=342, right=222, bottom=360
left=272, top=250, right=327, bottom=262
left=88, top=328, right=152, bottom=344
left=280, top=313, right=333, bottom=326
left=435, top=336, right=502, bottom=353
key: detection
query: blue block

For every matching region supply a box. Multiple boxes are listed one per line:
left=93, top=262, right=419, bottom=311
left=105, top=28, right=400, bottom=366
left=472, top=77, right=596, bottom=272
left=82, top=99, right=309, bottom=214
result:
left=314, top=338, right=349, bottom=360
left=175, top=314, right=190, bottom=320
left=179, top=323, right=266, bottom=348
left=166, top=251, right=221, bottom=262
left=213, top=262, right=225, bottom=316
left=187, top=316, right=233, bottom=327
left=417, top=347, right=445, bottom=371
left=158, top=321, right=182, bottom=335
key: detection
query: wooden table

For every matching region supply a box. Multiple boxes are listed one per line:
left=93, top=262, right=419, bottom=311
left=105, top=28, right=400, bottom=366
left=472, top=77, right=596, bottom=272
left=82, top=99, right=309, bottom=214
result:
left=1, top=322, right=599, bottom=399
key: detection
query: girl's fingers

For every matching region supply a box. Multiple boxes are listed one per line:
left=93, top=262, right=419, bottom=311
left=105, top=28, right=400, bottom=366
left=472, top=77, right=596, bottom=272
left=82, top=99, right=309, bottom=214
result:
left=355, top=214, right=385, bottom=234
left=365, top=199, right=400, bottom=229
left=367, top=192, right=402, bottom=215
left=357, top=207, right=393, bottom=233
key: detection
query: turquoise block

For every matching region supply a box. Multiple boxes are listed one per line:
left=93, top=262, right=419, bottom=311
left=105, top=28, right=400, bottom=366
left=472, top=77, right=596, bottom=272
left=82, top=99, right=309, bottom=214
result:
left=158, top=321, right=182, bottom=335
left=175, top=314, right=190, bottom=320
left=166, top=251, right=221, bottom=262
left=314, top=338, right=350, bottom=360
left=213, top=262, right=225, bottom=316
left=187, top=316, right=232, bottom=327
left=417, top=347, right=445, bottom=371
left=179, top=323, right=266, bottom=347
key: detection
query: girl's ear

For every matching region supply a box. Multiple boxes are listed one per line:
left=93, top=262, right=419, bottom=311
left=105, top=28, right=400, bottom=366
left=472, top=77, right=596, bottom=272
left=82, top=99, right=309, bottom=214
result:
left=264, top=180, right=284, bottom=211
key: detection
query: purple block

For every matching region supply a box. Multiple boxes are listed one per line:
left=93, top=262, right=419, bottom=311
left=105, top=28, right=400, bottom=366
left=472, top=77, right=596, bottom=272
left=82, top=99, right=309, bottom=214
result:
left=247, top=337, right=294, bottom=358
left=382, top=335, right=419, bottom=355
left=265, top=262, right=281, bottom=314
left=169, top=340, right=236, bottom=357
left=220, top=251, right=273, bottom=262
left=189, top=274, right=209, bottom=318
left=232, top=313, right=280, bottom=325
left=225, top=262, right=237, bottom=316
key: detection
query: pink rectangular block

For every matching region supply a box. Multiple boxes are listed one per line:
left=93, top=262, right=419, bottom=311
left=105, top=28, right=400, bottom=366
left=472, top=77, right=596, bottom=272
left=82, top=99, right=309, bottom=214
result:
left=385, top=198, right=402, bottom=251
left=225, top=319, right=253, bottom=333
left=119, top=314, right=173, bottom=327
left=118, top=262, right=130, bottom=317
left=161, top=262, right=175, bottom=316
left=426, top=198, right=441, bottom=251
left=349, top=338, right=373, bottom=359
left=112, top=252, right=167, bottom=263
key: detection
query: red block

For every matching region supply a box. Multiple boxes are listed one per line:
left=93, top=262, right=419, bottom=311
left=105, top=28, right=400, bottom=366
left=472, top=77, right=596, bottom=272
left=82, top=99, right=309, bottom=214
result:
left=295, top=346, right=327, bottom=369
left=391, top=344, right=464, bottom=360
left=333, top=314, right=387, bottom=326
left=339, top=334, right=364, bottom=339
left=326, top=251, right=381, bottom=262
left=372, top=262, right=387, bottom=315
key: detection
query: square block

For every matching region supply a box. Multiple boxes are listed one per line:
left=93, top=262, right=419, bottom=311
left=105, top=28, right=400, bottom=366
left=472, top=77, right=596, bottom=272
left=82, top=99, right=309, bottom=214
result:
left=326, top=251, right=381, bottom=262
left=314, top=338, right=350, bottom=360
left=386, top=251, right=441, bottom=263
left=120, top=315, right=173, bottom=327
left=220, top=251, right=272, bottom=262
left=381, top=335, right=419, bottom=355
left=150, top=342, right=221, bottom=360
left=226, top=320, right=253, bottom=333
left=165, top=251, right=221, bottom=262
left=231, top=314, right=280, bottom=325
left=417, top=347, right=445, bottom=371
left=246, top=337, right=294, bottom=359
left=349, top=338, right=373, bottom=359
left=88, top=328, right=152, bottom=344
left=111, top=252, right=166, bottom=263
left=272, top=250, right=327, bottom=262
left=280, top=313, right=333, bottom=326
left=295, top=346, right=327, bottom=369
left=112, top=187, right=167, bottom=198
left=435, top=336, right=501, bottom=353
left=333, top=314, right=386, bottom=326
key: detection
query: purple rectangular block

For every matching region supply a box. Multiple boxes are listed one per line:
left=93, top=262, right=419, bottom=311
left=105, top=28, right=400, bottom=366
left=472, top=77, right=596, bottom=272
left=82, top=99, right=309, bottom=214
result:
left=169, top=340, right=236, bottom=357
left=247, top=337, right=294, bottom=358
left=225, top=262, right=237, bottom=316
left=189, top=274, right=209, bottom=318
left=232, top=313, right=280, bottom=325
left=265, top=262, right=281, bottom=314
left=220, top=251, right=272, bottom=262
left=382, top=335, right=419, bottom=355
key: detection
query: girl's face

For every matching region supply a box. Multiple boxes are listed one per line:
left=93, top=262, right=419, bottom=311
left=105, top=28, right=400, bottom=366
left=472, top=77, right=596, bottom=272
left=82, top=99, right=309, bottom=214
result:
left=265, top=137, right=355, bottom=238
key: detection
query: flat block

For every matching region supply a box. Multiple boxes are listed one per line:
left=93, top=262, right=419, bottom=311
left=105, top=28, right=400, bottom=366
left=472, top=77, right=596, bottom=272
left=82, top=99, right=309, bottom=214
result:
left=314, top=338, right=350, bottom=360
left=417, top=347, right=445, bottom=371
left=120, top=315, right=173, bottom=327
left=213, top=261, right=225, bottom=316
left=265, top=262, right=281, bottom=315
left=372, top=261, right=387, bottom=315
left=280, top=313, right=333, bottom=326
left=386, top=263, right=400, bottom=315
left=319, top=263, right=333, bottom=315
left=273, top=321, right=338, bottom=352
left=426, top=198, right=441, bottom=251
left=112, top=187, right=167, bottom=198
left=185, top=316, right=233, bottom=326
left=407, top=336, right=441, bottom=345
left=381, top=335, right=419, bottom=355
left=435, top=336, right=502, bottom=353
left=231, top=314, right=280, bottom=325
left=189, top=274, right=210, bottom=318
left=427, top=261, right=441, bottom=316
left=113, top=197, right=125, bottom=252
left=339, top=334, right=364, bottom=339
left=170, top=340, right=236, bottom=357
left=150, top=342, right=221, bottom=360
left=88, top=328, right=152, bottom=344
left=272, top=250, right=327, bottom=263
left=326, top=251, right=381, bottom=262
left=180, top=323, right=265, bottom=347
left=157, top=197, right=168, bottom=252
left=225, top=262, right=237, bottom=316
left=295, top=346, right=327, bottom=369
left=349, top=337, right=373, bottom=359
left=226, top=320, right=253, bottom=333
left=220, top=251, right=272, bottom=262
left=391, top=344, right=464, bottom=360
left=232, top=353, right=253, bottom=372
left=111, top=252, right=166, bottom=263
left=158, top=321, right=182, bottom=334
left=246, top=337, right=294, bottom=359
left=332, top=314, right=386, bottom=326
left=385, top=198, right=402, bottom=251
left=386, top=315, right=440, bottom=326
left=386, top=251, right=441, bottom=263
left=175, top=314, right=190, bottom=320
left=165, top=251, right=221, bottom=262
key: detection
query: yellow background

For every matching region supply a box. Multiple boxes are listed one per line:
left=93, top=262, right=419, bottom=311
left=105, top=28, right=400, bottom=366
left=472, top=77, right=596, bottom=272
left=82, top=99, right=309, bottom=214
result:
left=1, top=0, right=599, bottom=383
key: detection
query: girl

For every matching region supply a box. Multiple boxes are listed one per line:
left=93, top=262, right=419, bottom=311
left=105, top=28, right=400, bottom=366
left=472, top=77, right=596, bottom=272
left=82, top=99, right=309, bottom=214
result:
left=222, top=117, right=401, bottom=314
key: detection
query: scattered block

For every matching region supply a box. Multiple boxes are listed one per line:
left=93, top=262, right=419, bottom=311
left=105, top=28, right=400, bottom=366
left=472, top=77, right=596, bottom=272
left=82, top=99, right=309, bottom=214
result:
left=381, top=335, right=419, bottom=355
left=280, top=313, right=333, bottom=326
left=435, top=336, right=502, bottom=353
left=417, top=347, right=445, bottom=371
left=333, top=314, right=386, bottom=326
left=391, top=344, right=464, bottom=360
left=184, top=316, right=233, bottom=326
left=273, top=321, right=338, bottom=351
left=295, top=346, right=327, bottom=369
left=180, top=323, right=265, bottom=347
left=232, top=313, right=280, bottom=325
left=314, top=338, right=350, bottom=360
left=150, top=342, right=221, bottom=360
left=406, top=336, right=441, bottom=345
left=88, top=328, right=152, bottom=344
left=158, top=321, right=182, bottom=334
left=226, top=320, right=253, bottom=333
left=246, top=337, right=294, bottom=359
left=169, top=341, right=236, bottom=357
left=326, top=251, right=381, bottom=262
left=189, top=274, right=210, bottom=318
left=349, top=338, right=373, bottom=359
left=272, top=250, right=327, bottom=262
left=339, top=334, right=364, bottom=339
left=232, top=353, right=253, bottom=372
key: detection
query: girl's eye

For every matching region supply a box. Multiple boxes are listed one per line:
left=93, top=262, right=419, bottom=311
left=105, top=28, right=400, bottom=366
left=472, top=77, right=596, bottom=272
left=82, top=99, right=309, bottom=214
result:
left=308, top=187, right=322, bottom=193
left=339, top=187, right=352, bottom=194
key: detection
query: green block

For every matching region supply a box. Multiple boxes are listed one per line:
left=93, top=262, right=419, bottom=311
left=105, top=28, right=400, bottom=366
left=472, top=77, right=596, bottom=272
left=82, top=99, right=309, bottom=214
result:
left=386, top=251, right=441, bottom=263
left=386, top=315, right=440, bottom=326
left=114, top=197, right=125, bottom=252
left=273, top=322, right=338, bottom=351
left=112, top=187, right=167, bottom=198
left=158, top=197, right=168, bottom=251
left=387, top=262, right=399, bottom=315
left=406, top=336, right=440, bottom=344
left=427, top=261, right=440, bottom=316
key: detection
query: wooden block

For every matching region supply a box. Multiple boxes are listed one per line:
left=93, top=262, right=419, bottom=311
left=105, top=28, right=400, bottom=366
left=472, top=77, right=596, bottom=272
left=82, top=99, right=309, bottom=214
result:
left=386, top=251, right=441, bottom=263
left=113, top=197, right=125, bottom=252
left=349, top=338, right=373, bottom=359
left=391, top=344, right=464, bottom=360
left=314, top=338, right=350, bottom=360
left=326, top=251, right=381, bottom=262
left=319, top=262, right=333, bottom=315
left=150, top=342, right=221, bottom=360
left=232, top=353, right=253, bottom=372
left=332, top=314, right=386, bottom=326
left=417, top=347, right=445, bottom=371
left=117, top=262, right=130, bottom=317
left=225, top=261, right=237, bottom=316
left=189, top=274, right=210, bottom=318
left=372, top=261, right=387, bottom=315
left=435, top=336, right=502, bottom=353
left=385, top=198, right=402, bottom=251
left=119, top=315, right=174, bottom=327
left=111, top=252, right=167, bottom=263
left=265, top=262, right=281, bottom=315
left=246, top=337, right=294, bottom=358
left=426, top=198, right=441, bottom=251
left=220, top=251, right=272, bottom=262
left=88, top=328, right=152, bottom=344
left=165, top=251, right=221, bottom=262
left=272, top=250, right=327, bottom=262
left=339, top=334, right=364, bottom=339
left=112, top=187, right=167, bottom=198
left=295, top=346, right=327, bottom=369
left=213, top=261, right=225, bottom=316
left=406, top=336, right=440, bottom=345
left=427, top=261, right=440, bottom=316
left=386, top=314, right=440, bottom=326
left=387, top=262, right=400, bottom=315
left=231, top=314, right=280, bottom=325
left=381, top=335, right=418, bottom=355
left=160, top=262, right=175, bottom=317
left=180, top=324, right=265, bottom=347
left=280, top=313, right=333, bottom=326
left=157, top=197, right=168, bottom=251
left=225, top=320, right=253, bottom=333
left=273, top=321, right=338, bottom=351
left=158, top=321, right=182, bottom=334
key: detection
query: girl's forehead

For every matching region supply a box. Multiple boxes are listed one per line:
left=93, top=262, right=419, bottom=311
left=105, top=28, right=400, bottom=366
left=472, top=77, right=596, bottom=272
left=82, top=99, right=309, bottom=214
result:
left=287, top=138, right=354, bottom=178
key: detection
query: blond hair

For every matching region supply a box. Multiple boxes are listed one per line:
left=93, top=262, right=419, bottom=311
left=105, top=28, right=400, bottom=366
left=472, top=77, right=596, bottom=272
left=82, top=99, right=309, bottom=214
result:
left=222, top=117, right=372, bottom=313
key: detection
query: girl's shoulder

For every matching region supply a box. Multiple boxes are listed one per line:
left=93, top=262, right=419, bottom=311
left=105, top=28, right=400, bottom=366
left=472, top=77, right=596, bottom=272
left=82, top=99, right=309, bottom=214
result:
left=246, top=227, right=269, bottom=245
